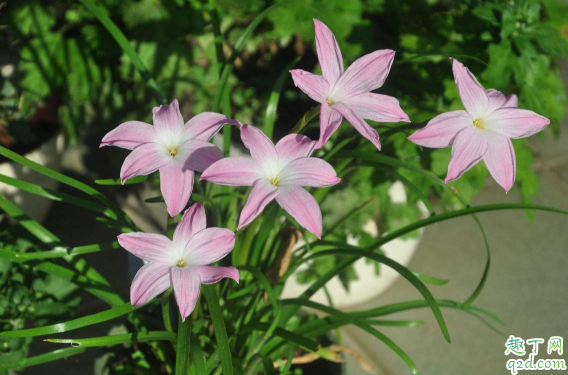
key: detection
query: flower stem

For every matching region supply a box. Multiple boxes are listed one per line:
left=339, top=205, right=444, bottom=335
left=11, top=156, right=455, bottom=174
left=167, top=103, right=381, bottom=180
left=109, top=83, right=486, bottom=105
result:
left=290, top=104, right=321, bottom=134
left=174, top=313, right=191, bottom=375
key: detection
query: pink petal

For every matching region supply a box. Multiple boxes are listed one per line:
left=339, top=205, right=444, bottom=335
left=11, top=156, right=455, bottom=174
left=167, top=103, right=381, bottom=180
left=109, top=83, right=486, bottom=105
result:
left=483, top=108, right=550, bottom=139
left=485, top=89, right=518, bottom=114
left=313, top=19, right=343, bottom=84
left=100, top=121, right=155, bottom=150
left=276, top=187, right=322, bottom=239
left=484, top=135, right=516, bottom=193
left=503, top=94, right=518, bottom=108
left=196, top=266, right=239, bottom=285
left=332, top=50, right=395, bottom=99
left=333, top=103, right=381, bottom=150
left=159, top=164, right=194, bottom=217
left=171, top=267, right=200, bottom=321
left=183, top=112, right=240, bottom=142
left=290, top=70, right=329, bottom=103
left=451, top=58, right=488, bottom=119
left=120, top=143, right=168, bottom=183
left=130, top=262, right=171, bottom=306
left=180, top=139, right=224, bottom=172
left=279, top=157, right=341, bottom=187
left=237, top=179, right=279, bottom=230
left=173, top=203, right=207, bottom=248
left=275, top=134, right=316, bottom=167
left=408, top=110, right=471, bottom=148
left=200, top=157, right=261, bottom=186
left=315, top=105, right=343, bottom=149
left=153, top=99, right=184, bottom=139
left=240, top=125, right=279, bottom=170
left=445, top=127, right=488, bottom=183
left=344, top=93, right=410, bottom=123
left=118, top=233, right=172, bottom=263
left=185, top=228, right=236, bottom=265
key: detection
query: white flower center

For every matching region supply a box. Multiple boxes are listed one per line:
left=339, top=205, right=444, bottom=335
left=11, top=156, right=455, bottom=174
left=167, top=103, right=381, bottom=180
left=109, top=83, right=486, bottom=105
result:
left=473, top=118, right=484, bottom=130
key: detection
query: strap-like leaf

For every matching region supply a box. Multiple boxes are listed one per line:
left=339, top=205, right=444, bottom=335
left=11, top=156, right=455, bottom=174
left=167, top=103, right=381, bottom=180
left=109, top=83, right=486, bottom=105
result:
left=202, top=285, right=234, bottom=375
left=45, top=331, right=176, bottom=347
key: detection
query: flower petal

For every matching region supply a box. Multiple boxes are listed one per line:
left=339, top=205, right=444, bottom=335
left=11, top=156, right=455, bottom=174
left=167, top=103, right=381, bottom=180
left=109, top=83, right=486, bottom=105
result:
left=171, top=267, right=200, bottom=321
left=275, top=134, right=315, bottom=167
left=503, top=94, right=518, bottom=108
left=332, top=49, right=395, bottom=99
left=173, top=203, right=207, bottom=248
left=183, top=112, right=240, bottom=142
left=185, top=228, right=236, bottom=265
left=118, top=233, right=172, bottom=263
left=483, top=108, right=550, bottom=139
left=237, top=179, right=279, bottom=230
left=451, top=58, right=488, bottom=119
left=159, top=164, right=194, bottom=217
left=130, top=262, right=171, bottom=306
left=240, top=125, right=279, bottom=171
left=100, top=121, right=155, bottom=150
left=153, top=99, right=184, bottom=140
left=484, top=135, right=516, bottom=193
left=313, top=19, right=343, bottom=84
left=315, top=105, right=343, bottom=149
left=333, top=103, right=381, bottom=150
left=120, top=143, right=168, bottom=184
left=485, top=89, right=518, bottom=113
left=279, top=157, right=341, bottom=187
left=445, top=127, right=488, bottom=183
left=180, top=139, right=224, bottom=172
left=196, top=266, right=239, bottom=285
left=290, top=70, right=329, bottom=103
left=276, top=187, right=322, bottom=239
left=200, top=157, right=261, bottom=186
left=344, top=93, right=410, bottom=123
left=408, top=110, right=471, bottom=148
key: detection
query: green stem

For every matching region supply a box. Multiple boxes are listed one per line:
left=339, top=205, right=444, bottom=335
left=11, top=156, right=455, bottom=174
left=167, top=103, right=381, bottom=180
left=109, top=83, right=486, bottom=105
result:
left=290, top=105, right=320, bottom=134
left=175, top=314, right=191, bottom=375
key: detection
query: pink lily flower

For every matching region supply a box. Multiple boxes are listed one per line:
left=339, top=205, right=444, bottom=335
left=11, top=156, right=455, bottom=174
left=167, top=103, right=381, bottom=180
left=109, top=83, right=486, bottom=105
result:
left=101, top=100, right=238, bottom=216
left=290, top=19, right=410, bottom=150
left=408, top=58, right=550, bottom=192
left=201, top=125, right=340, bottom=238
left=118, top=203, right=238, bottom=321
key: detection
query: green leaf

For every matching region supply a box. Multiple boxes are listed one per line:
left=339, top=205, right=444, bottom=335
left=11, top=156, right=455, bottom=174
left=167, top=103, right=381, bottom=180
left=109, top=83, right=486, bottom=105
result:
left=202, top=285, right=233, bottom=375
left=0, top=347, right=86, bottom=370
left=175, top=314, right=191, bottom=375
left=239, top=323, right=318, bottom=352
left=95, top=175, right=148, bottom=186
left=45, top=331, right=176, bottom=347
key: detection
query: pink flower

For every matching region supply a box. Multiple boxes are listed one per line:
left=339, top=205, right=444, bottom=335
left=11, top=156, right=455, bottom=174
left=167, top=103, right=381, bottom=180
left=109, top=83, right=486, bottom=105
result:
left=408, top=58, right=550, bottom=192
left=118, top=203, right=238, bottom=321
left=101, top=100, right=239, bottom=216
left=201, top=125, right=340, bottom=238
left=290, top=19, right=410, bottom=150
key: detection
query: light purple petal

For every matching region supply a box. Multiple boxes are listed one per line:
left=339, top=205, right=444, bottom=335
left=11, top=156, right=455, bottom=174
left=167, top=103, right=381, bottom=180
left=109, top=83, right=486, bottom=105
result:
left=196, top=266, right=239, bottom=285
left=290, top=70, right=329, bottom=103
left=185, top=227, right=236, bottom=265
left=183, top=112, right=240, bottom=142
left=180, top=139, right=224, bottom=172
left=483, top=108, right=550, bottom=139
left=315, top=105, right=343, bottom=149
left=445, top=127, right=488, bottom=183
left=171, top=267, right=200, bottom=321
left=484, top=135, right=516, bottom=193
left=332, top=49, right=395, bottom=99
left=159, top=164, right=194, bottom=217
left=200, top=157, right=261, bottom=186
left=118, top=233, right=172, bottom=263
left=344, top=93, right=410, bottom=123
left=240, top=125, right=279, bottom=170
left=276, top=187, right=322, bottom=239
left=153, top=99, right=184, bottom=139
left=333, top=103, right=381, bottom=150
left=120, top=143, right=168, bottom=183
left=451, top=58, right=488, bottom=119
left=130, top=262, right=171, bottom=306
left=279, top=157, right=341, bottom=187
left=275, top=134, right=316, bottom=167
left=313, top=19, right=343, bottom=84
left=173, top=203, right=207, bottom=248
left=485, top=89, right=518, bottom=113
left=503, top=94, right=518, bottom=108
left=100, top=121, right=155, bottom=150
left=408, top=110, right=471, bottom=148
left=237, top=179, right=279, bottom=230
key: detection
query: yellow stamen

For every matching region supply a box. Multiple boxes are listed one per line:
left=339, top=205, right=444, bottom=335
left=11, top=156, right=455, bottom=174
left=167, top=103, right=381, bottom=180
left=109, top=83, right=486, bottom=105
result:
left=169, top=149, right=178, bottom=157
left=325, top=98, right=333, bottom=106
left=473, top=119, right=484, bottom=130
left=268, top=177, right=280, bottom=187
left=176, top=259, right=186, bottom=268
